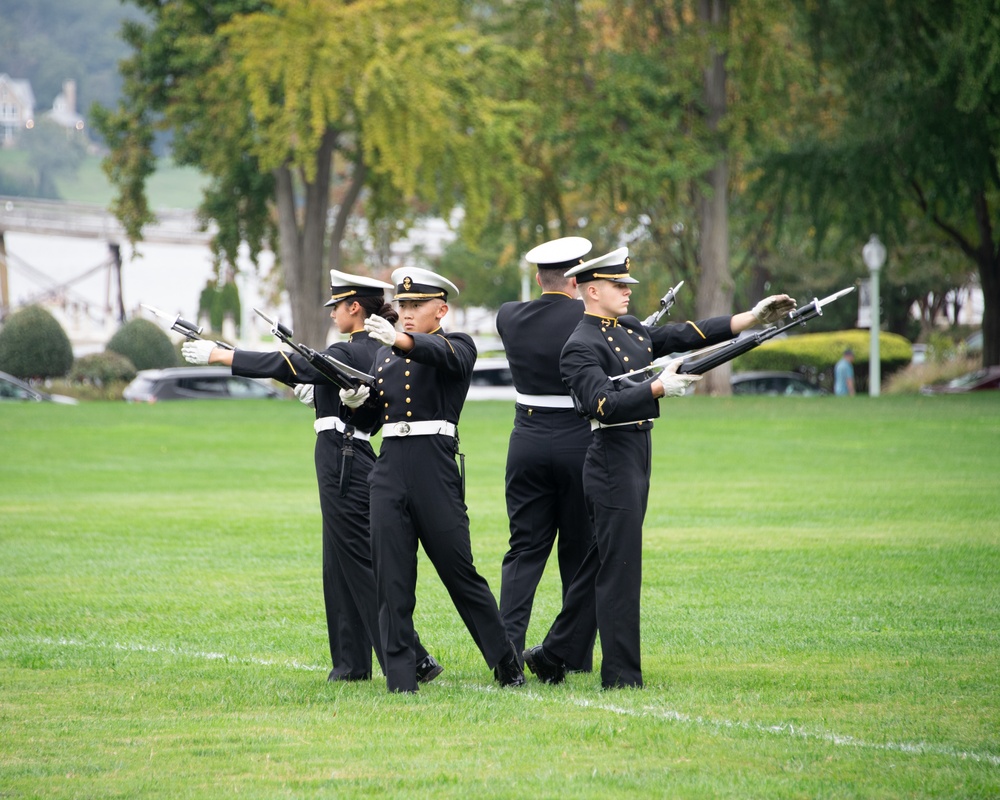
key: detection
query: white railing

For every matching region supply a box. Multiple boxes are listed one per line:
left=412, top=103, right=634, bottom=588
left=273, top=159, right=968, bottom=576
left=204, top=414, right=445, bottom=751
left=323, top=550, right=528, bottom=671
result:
left=0, top=196, right=215, bottom=245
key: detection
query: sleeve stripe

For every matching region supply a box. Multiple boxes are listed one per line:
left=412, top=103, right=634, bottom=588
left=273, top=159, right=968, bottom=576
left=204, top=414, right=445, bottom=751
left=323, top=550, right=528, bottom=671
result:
left=686, top=321, right=707, bottom=339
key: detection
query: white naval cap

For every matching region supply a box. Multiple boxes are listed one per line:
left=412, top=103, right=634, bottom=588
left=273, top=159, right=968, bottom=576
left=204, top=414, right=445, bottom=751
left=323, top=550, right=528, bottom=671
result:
left=390, top=267, right=460, bottom=301
left=564, top=246, right=638, bottom=284
left=524, top=236, right=593, bottom=271
left=324, top=269, right=394, bottom=307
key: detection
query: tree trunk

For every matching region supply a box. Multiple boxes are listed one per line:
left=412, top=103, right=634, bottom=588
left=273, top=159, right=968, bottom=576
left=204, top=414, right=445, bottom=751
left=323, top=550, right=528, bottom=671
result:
left=981, top=252, right=999, bottom=367
left=696, top=0, right=732, bottom=396
left=273, top=129, right=337, bottom=348
left=327, top=158, right=368, bottom=275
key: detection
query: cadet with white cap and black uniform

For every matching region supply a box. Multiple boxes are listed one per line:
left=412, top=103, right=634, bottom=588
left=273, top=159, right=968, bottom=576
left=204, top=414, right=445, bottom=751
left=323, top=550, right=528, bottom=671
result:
left=182, top=270, right=443, bottom=687
left=522, top=247, right=795, bottom=690
left=342, top=267, right=525, bottom=693
left=496, top=236, right=597, bottom=671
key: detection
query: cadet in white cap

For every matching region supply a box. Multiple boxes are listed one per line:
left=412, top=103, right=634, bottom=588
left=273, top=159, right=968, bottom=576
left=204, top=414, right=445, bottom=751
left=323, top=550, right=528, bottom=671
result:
left=350, top=267, right=525, bottom=692
left=495, top=236, right=596, bottom=671
left=523, top=248, right=796, bottom=690
left=183, top=269, right=443, bottom=686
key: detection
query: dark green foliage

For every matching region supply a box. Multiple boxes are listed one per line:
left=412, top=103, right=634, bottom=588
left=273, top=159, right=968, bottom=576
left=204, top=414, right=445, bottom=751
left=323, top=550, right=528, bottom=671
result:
left=439, top=224, right=521, bottom=309
left=0, top=305, right=74, bottom=379
left=198, top=280, right=242, bottom=336
left=761, top=0, right=1000, bottom=367
left=69, top=351, right=137, bottom=385
left=106, top=318, right=178, bottom=371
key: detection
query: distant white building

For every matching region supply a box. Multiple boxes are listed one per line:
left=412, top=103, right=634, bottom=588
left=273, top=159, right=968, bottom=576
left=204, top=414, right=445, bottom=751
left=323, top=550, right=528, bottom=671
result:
left=46, top=80, right=85, bottom=132
left=0, top=73, right=35, bottom=146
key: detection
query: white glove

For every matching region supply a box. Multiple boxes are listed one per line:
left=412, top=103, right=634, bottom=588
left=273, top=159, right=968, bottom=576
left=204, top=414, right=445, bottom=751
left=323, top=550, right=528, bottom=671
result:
left=751, top=294, right=797, bottom=325
left=364, top=315, right=397, bottom=347
left=182, top=339, right=216, bottom=365
left=339, top=384, right=370, bottom=409
left=293, top=383, right=315, bottom=407
left=655, top=359, right=702, bottom=398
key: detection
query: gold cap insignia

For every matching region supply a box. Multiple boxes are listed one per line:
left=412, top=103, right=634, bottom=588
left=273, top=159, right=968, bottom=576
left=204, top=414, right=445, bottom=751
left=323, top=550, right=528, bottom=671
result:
left=402, top=276, right=413, bottom=291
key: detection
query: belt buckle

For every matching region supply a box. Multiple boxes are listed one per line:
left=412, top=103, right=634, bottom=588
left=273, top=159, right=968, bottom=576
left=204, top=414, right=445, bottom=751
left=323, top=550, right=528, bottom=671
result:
left=395, top=422, right=411, bottom=437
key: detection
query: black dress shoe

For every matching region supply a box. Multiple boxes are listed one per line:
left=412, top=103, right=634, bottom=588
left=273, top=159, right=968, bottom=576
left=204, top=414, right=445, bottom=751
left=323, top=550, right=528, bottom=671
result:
left=494, top=642, right=525, bottom=687
left=328, top=669, right=371, bottom=682
left=416, top=654, right=444, bottom=684
left=522, top=645, right=565, bottom=685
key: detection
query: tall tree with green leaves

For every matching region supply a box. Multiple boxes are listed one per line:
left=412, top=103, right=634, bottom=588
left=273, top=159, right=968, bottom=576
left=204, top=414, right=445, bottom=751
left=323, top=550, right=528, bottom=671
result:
left=763, top=0, right=1000, bottom=367
left=486, top=0, right=819, bottom=392
left=96, top=0, right=532, bottom=346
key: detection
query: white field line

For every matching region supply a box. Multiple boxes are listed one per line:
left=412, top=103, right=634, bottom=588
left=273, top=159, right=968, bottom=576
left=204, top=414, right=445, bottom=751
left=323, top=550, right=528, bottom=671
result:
left=39, top=636, right=327, bottom=673
left=28, top=636, right=1000, bottom=767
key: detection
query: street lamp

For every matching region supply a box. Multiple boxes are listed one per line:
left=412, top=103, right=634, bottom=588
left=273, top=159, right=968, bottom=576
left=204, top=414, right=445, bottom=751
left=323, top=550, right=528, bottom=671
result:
left=862, top=234, right=887, bottom=397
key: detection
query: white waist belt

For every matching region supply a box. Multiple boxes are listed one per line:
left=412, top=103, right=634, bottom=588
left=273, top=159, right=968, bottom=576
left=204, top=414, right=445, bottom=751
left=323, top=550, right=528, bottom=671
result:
left=515, top=392, right=575, bottom=409
left=591, top=418, right=653, bottom=431
left=382, top=420, right=457, bottom=438
left=314, top=416, right=370, bottom=440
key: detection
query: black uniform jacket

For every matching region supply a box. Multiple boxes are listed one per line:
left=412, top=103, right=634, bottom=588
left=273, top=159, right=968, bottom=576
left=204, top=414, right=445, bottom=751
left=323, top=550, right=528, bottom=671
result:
left=496, top=293, right=584, bottom=395
left=560, top=313, right=735, bottom=429
left=231, top=332, right=380, bottom=432
left=370, top=328, right=476, bottom=433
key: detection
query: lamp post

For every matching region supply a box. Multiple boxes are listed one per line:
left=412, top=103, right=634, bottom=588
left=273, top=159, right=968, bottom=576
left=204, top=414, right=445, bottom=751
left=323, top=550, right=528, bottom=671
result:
left=862, top=234, right=886, bottom=397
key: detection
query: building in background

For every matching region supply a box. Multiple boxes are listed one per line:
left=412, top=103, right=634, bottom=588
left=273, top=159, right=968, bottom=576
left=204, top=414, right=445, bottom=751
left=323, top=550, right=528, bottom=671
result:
left=0, top=74, right=35, bottom=147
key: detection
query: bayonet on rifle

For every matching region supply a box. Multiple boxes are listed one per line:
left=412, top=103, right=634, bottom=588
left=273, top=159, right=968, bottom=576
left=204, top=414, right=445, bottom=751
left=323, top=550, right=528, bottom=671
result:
left=642, top=280, right=685, bottom=327
left=141, top=303, right=234, bottom=350
left=676, top=286, right=856, bottom=375
left=252, top=307, right=375, bottom=391
left=612, top=285, right=856, bottom=383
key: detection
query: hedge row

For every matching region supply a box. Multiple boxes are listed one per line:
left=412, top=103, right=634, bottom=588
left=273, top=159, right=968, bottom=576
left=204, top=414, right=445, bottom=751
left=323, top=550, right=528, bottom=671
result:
left=733, top=329, right=913, bottom=379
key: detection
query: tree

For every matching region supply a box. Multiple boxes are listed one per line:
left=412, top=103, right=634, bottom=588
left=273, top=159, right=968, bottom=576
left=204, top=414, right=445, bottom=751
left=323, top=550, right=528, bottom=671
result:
left=0, top=304, right=74, bottom=379
left=106, top=318, right=177, bottom=371
left=19, top=118, right=86, bottom=199
left=763, top=0, right=1000, bottom=367
left=481, top=0, right=819, bottom=393
left=0, top=0, right=143, bottom=116
left=95, top=0, right=532, bottom=347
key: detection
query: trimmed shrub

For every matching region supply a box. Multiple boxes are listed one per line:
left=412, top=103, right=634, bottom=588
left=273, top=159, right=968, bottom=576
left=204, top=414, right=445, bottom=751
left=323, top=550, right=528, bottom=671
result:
left=0, top=304, right=74, bottom=379
left=70, top=351, right=137, bottom=385
left=107, top=318, right=178, bottom=371
left=733, top=330, right=913, bottom=389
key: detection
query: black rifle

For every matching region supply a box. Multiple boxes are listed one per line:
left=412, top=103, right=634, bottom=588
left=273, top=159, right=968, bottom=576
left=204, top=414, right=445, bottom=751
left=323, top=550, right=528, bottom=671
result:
left=641, top=280, right=684, bottom=327
left=613, top=286, right=855, bottom=384
left=252, top=308, right=375, bottom=391
left=141, top=304, right=234, bottom=350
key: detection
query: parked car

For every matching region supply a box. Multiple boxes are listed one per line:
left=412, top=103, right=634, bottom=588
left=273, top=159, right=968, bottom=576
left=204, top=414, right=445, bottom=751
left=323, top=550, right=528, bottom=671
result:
left=730, top=371, right=829, bottom=396
left=467, top=356, right=517, bottom=401
left=920, top=365, right=1000, bottom=395
left=0, top=370, right=79, bottom=404
left=122, top=366, right=285, bottom=403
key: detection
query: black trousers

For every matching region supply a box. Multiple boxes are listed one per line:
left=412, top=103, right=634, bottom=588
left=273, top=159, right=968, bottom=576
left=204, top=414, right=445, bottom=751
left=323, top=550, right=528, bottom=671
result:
left=543, top=428, right=651, bottom=689
left=499, top=406, right=595, bottom=669
left=315, top=432, right=428, bottom=679
left=370, top=435, right=510, bottom=692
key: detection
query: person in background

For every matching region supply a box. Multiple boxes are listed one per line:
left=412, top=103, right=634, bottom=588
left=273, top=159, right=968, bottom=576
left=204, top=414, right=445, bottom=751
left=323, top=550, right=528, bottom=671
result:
left=182, top=270, right=443, bottom=687
left=834, top=348, right=856, bottom=396
left=496, top=236, right=596, bottom=671
left=348, top=267, right=525, bottom=693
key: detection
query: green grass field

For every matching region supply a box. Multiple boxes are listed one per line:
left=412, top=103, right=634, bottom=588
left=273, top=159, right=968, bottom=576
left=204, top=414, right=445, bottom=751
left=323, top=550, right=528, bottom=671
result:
left=2, top=395, right=998, bottom=798
left=0, top=150, right=206, bottom=210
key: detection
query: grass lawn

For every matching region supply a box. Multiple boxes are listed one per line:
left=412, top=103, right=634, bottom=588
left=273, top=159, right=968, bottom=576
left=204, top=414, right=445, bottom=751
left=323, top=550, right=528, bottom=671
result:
left=1, top=395, right=998, bottom=798
left=0, top=150, right=206, bottom=210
